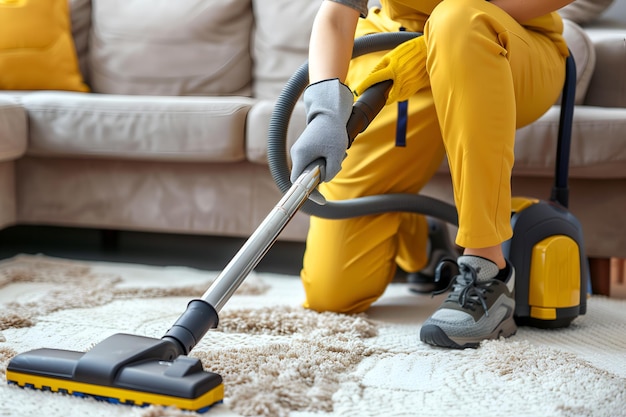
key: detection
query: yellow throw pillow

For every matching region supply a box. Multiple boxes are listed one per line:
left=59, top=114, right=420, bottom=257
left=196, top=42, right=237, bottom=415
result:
left=0, top=0, right=89, bottom=91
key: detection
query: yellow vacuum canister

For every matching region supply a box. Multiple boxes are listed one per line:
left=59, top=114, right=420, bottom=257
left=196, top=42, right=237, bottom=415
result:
left=504, top=197, right=588, bottom=328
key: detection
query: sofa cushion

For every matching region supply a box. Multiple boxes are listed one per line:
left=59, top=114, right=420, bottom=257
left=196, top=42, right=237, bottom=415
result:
left=559, top=0, right=614, bottom=25
left=252, top=0, right=320, bottom=100
left=246, top=100, right=307, bottom=164
left=0, top=94, right=27, bottom=161
left=88, top=0, right=253, bottom=97
left=22, top=92, right=253, bottom=162
left=249, top=98, right=626, bottom=180
left=0, top=0, right=88, bottom=92
left=514, top=105, right=626, bottom=179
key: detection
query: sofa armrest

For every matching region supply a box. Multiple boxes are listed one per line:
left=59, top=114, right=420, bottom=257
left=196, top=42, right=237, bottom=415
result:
left=0, top=94, right=27, bottom=161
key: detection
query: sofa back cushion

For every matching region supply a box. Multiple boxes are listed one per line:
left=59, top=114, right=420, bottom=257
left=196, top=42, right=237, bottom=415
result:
left=0, top=0, right=88, bottom=92
left=252, top=0, right=321, bottom=100
left=69, top=0, right=91, bottom=87
left=559, top=0, right=614, bottom=25
left=562, top=18, right=596, bottom=105
left=88, top=0, right=253, bottom=96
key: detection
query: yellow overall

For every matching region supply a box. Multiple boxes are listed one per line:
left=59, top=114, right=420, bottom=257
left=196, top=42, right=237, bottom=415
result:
left=301, top=0, right=569, bottom=313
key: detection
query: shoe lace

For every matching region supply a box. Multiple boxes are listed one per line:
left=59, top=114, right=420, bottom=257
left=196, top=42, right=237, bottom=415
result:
left=433, top=260, right=493, bottom=316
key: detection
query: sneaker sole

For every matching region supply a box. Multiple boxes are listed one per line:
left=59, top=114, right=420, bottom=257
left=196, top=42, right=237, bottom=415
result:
left=420, top=317, right=518, bottom=349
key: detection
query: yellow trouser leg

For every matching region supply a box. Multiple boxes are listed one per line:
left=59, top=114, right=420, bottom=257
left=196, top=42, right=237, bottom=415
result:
left=301, top=0, right=566, bottom=313
left=301, top=11, right=445, bottom=312
left=425, top=0, right=566, bottom=249
left=301, top=94, right=446, bottom=313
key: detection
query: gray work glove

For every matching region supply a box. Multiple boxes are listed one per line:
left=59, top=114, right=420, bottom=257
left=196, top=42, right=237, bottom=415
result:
left=290, top=78, right=354, bottom=183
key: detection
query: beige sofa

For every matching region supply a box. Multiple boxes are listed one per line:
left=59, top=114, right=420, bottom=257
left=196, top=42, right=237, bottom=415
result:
left=0, top=0, right=624, bottom=265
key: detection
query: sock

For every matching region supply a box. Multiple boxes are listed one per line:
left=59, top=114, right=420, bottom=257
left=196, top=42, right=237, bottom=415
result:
left=457, top=255, right=499, bottom=282
left=495, top=262, right=511, bottom=282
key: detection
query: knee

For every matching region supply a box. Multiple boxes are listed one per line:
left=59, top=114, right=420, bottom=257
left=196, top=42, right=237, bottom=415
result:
left=428, top=0, right=473, bottom=35
left=302, top=270, right=386, bottom=314
left=304, top=291, right=377, bottom=315
left=426, top=0, right=498, bottom=43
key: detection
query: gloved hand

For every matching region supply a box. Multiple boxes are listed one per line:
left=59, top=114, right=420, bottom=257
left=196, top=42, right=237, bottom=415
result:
left=353, top=35, right=428, bottom=105
left=290, top=78, right=354, bottom=183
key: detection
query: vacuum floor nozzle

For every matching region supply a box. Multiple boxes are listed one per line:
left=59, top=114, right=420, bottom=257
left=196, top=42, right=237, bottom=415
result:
left=6, top=333, right=224, bottom=413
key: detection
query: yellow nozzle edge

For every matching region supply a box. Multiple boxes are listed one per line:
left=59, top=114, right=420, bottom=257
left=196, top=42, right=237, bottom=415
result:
left=6, top=370, right=224, bottom=412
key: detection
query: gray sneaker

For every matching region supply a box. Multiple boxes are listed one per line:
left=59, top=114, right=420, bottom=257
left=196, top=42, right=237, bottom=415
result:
left=420, top=255, right=517, bottom=349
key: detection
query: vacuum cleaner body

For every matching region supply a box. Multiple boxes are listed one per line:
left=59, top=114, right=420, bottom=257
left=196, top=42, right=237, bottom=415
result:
left=504, top=197, right=587, bottom=328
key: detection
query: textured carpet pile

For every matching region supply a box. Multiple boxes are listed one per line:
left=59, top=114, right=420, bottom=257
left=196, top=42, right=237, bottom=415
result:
left=0, top=254, right=624, bottom=417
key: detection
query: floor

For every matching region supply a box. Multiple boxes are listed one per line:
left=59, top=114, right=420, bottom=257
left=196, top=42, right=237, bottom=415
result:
left=0, top=225, right=308, bottom=277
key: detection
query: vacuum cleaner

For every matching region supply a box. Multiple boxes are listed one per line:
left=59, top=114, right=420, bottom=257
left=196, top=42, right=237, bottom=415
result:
left=267, top=31, right=587, bottom=329
left=5, top=32, right=587, bottom=412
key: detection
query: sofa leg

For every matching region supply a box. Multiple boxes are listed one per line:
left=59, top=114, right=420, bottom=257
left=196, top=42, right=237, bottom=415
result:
left=588, top=257, right=611, bottom=296
left=609, top=257, right=626, bottom=299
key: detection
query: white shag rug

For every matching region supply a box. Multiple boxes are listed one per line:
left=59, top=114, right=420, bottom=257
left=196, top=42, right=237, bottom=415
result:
left=0, top=254, right=625, bottom=417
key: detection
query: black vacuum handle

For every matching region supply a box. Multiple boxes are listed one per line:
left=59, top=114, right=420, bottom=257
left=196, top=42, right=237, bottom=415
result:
left=347, top=80, right=393, bottom=147
left=551, top=53, right=576, bottom=208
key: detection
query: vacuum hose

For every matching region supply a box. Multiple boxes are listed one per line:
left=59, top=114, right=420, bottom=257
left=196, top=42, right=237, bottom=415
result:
left=267, top=32, right=459, bottom=225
